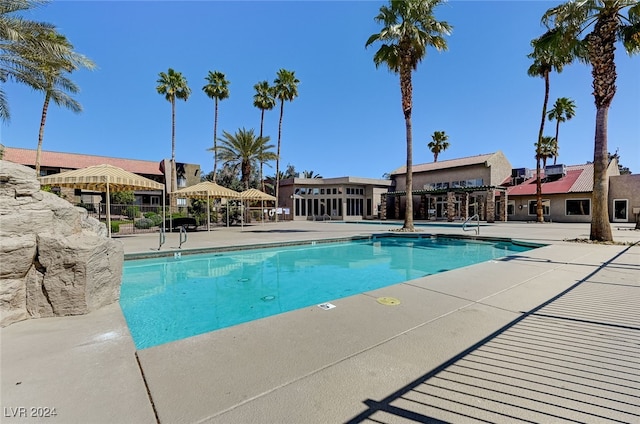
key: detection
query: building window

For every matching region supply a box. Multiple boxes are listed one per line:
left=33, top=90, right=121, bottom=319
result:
left=566, top=199, right=590, bottom=216
left=177, top=177, right=187, bottom=188
left=176, top=198, right=187, bottom=206
left=151, top=196, right=160, bottom=205
left=507, top=201, right=515, bottom=216
left=528, top=199, right=550, bottom=215
left=613, top=199, right=627, bottom=221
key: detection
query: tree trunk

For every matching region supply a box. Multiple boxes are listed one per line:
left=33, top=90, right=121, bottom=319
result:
left=553, top=118, right=560, bottom=165
left=400, top=49, right=414, bottom=231
left=213, top=99, right=219, bottom=182
left=536, top=71, right=550, bottom=223
left=259, top=109, right=265, bottom=193
left=35, top=93, right=51, bottom=175
left=590, top=106, right=612, bottom=241
left=275, top=100, right=284, bottom=223
left=588, top=11, right=616, bottom=242
left=171, top=97, right=177, bottom=210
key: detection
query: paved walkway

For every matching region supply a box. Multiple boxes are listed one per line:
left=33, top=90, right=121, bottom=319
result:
left=1, top=221, right=638, bottom=423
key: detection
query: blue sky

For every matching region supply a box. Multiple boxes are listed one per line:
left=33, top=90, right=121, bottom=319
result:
left=3, top=0, right=639, bottom=178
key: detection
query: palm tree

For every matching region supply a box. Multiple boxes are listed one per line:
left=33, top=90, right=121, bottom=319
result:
left=366, top=0, right=451, bottom=231
left=0, top=0, right=62, bottom=121
left=202, top=70, right=230, bottom=182
left=156, top=68, right=191, bottom=196
left=213, top=128, right=276, bottom=190
left=302, top=170, right=322, bottom=178
left=253, top=80, right=276, bottom=192
left=527, top=29, right=575, bottom=223
left=542, top=1, right=640, bottom=241
left=272, top=69, right=299, bottom=222
left=27, top=30, right=95, bottom=174
left=547, top=97, right=576, bottom=165
left=427, top=130, right=449, bottom=162
left=535, top=136, right=557, bottom=170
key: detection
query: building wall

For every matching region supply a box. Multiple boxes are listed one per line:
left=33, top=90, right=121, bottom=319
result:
left=278, top=177, right=391, bottom=221
left=507, top=192, right=593, bottom=223
left=609, top=174, right=640, bottom=223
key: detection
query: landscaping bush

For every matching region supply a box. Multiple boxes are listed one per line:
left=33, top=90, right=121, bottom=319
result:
left=143, top=212, right=163, bottom=226
left=134, top=218, right=155, bottom=229
left=125, top=205, right=140, bottom=219
left=110, top=222, right=120, bottom=233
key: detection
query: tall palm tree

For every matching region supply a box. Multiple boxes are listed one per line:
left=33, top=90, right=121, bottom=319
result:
left=27, top=30, right=95, bottom=174
left=253, top=80, right=276, bottom=193
left=542, top=0, right=640, bottom=241
left=302, top=170, right=322, bottom=178
left=213, top=128, right=276, bottom=190
left=535, top=136, right=557, bottom=170
left=0, top=0, right=61, bottom=121
left=366, top=0, right=451, bottom=231
left=547, top=97, right=576, bottom=165
left=202, top=70, right=230, bottom=182
left=427, top=130, right=450, bottom=162
left=272, top=69, right=299, bottom=222
left=156, top=68, right=191, bottom=196
left=527, top=29, right=575, bottom=223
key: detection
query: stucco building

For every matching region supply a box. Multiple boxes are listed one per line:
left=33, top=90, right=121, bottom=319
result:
left=385, top=152, right=513, bottom=222
left=277, top=176, right=392, bottom=221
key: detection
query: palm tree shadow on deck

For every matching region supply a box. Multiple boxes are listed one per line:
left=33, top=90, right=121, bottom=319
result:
left=345, top=245, right=640, bottom=424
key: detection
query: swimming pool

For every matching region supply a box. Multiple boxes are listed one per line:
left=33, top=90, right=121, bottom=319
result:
left=120, top=235, right=539, bottom=349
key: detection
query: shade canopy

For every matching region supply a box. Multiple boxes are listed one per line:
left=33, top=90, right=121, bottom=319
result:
left=240, top=188, right=276, bottom=201
left=172, top=181, right=241, bottom=199
left=38, top=163, right=164, bottom=191
left=172, top=181, right=241, bottom=231
left=38, top=164, right=165, bottom=238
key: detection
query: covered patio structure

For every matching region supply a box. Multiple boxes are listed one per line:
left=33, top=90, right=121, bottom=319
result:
left=380, top=185, right=509, bottom=223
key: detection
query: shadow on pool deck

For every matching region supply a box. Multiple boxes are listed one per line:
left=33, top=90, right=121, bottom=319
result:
left=345, top=245, right=640, bottom=423
left=1, top=222, right=639, bottom=423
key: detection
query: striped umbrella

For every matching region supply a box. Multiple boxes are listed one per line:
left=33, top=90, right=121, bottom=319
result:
left=38, top=164, right=165, bottom=237
left=172, top=181, right=241, bottom=230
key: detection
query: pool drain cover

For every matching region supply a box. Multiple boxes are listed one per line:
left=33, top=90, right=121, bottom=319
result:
left=377, top=297, right=400, bottom=306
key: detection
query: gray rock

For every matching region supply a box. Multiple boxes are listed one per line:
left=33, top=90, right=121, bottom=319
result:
left=0, top=160, right=123, bottom=327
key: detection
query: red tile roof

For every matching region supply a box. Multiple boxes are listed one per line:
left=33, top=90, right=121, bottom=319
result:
left=3, top=147, right=163, bottom=176
left=507, top=164, right=593, bottom=196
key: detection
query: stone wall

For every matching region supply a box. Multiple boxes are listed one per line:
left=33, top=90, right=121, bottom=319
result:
left=0, top=160, right=124, bottom=327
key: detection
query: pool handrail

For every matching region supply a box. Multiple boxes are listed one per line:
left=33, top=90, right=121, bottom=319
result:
left=462, top=214, right=480, bottom=235
left=179, top=226, right=187, bottom=249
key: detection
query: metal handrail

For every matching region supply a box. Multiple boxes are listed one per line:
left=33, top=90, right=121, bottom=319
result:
left=462, top=214, right=480, bottom=235
left=158, top=227, right=166, bottom=250
left=179, top=226, right=187, bottom=249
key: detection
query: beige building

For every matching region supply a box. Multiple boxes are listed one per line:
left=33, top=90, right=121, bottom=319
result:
left=2, top=146, right=201, bottom=207
left=277, top=177, right=392, bottom=221
left=506, top=159, right=639, bottom=224
left=386, top=152, right=513, bottom=222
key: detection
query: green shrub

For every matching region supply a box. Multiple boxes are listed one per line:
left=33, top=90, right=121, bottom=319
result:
left=134, top=218, right=155, bottom=229
left=143, top=212, right=163, bottom=226
left=125, top=205, right=140, bottom=219
left=110, top=222, right=120, bottom=233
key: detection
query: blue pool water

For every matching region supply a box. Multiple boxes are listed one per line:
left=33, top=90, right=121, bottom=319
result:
left=120, top=236, right=537, bottom=349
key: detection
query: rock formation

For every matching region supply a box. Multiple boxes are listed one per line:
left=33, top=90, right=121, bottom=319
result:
left=0, top=160, right=124, bottom=327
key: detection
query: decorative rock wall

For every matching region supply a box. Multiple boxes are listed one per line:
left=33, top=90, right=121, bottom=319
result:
left=0, top=160, right=124, bottom=327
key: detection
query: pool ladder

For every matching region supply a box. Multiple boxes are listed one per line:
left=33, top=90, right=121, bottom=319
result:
left=158, top=227, right=166, bottom=250
left=178, top=226, right=188, bottom=249
left=462, top=214, right=480, bottom=235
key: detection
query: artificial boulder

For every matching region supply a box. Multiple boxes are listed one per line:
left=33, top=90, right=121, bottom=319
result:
left=0, top=160, right=123, bottom=327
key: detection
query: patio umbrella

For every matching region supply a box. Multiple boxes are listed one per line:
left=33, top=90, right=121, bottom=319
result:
left=172, top=181, right=241, bottom=231
left=240, top=188, right=277, bottom=228
left=38, top=164, right=165, bottom=237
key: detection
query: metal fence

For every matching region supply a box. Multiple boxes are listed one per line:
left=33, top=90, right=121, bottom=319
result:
left=75, top=203, right=292, bottom=234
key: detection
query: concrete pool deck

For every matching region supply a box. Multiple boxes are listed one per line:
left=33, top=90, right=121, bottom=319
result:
left=1, top=221, right=639, bottom=423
